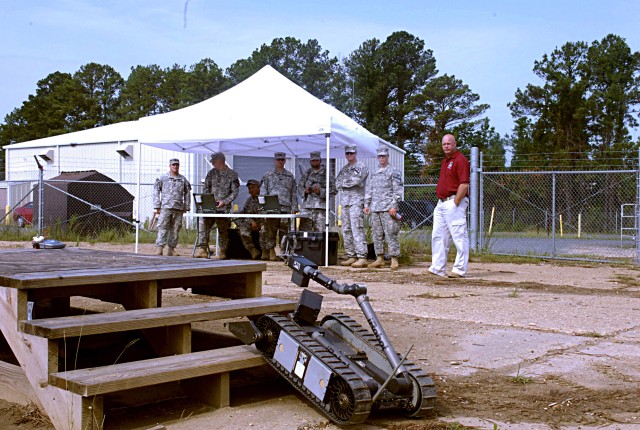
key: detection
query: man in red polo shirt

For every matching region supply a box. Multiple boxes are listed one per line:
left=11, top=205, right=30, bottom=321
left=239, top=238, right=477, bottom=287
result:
left=428, top=134, right=470, bottom=278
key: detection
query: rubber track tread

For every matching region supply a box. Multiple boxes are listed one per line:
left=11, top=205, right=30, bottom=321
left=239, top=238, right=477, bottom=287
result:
left=257, top=314, right=372, bottom=425
left=321, top=313, right=436, bottom=417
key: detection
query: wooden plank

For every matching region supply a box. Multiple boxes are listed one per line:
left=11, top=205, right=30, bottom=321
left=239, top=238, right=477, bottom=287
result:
left=191, top=272, right=263, bottom=299
left=0, top=248, right=266, bottom=290
left=0, top=286, right=91, bottom=430
left=20, top=296, right=294, bottom=338
left=182, top=373, right=229, bottom=408
left=143, top=324, right=191, bottom=356
left=49, top=345, right=264, bottom=396
left=120, top=280, right=158, bottom=310
left=0, top=361, right=40, bottom=406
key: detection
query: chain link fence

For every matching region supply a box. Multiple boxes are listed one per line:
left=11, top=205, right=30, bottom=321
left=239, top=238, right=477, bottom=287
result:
left=480, top=170, right=638, bottom=263
left=2, top=150, right=639, bottom=264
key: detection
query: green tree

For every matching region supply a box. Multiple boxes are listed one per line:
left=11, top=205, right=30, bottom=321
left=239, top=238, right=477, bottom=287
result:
left=344, top=31, right=437, bottom=148
left=117, top=65, right=165, bottom=121
left=455, top=118, right=507, bottom=170
left=73, top=63, right=124, bottom=128
left=509, top=41, right=591, bottom=168
left=227, top=37, right=343, bottom=105
left=0, top=71, right=83, bottom=144
left=585, top=34, right=640, bottom=165
left=413, top=74, right=490, bottom=171
left=159, top=63, right=187, bottom=112
left=182, top=58, right=231, bottom=105
left=343, top=38, right=386, bottom=131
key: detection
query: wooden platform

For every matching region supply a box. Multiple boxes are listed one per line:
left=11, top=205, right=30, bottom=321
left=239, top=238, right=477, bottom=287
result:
left=0, top=247, right=288, bottom=430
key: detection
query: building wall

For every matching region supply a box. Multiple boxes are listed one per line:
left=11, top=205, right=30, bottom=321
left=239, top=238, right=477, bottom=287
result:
left=5, top=140, right=405, bottom=226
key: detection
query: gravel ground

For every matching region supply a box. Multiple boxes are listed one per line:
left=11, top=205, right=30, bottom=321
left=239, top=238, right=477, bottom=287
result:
left=1, top=240, right=639, bottom=430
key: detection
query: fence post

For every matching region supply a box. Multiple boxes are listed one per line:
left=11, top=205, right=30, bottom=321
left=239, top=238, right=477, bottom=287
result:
left=479, top=152, right=484, bottom=250
left=552, top=172, right=556, bottom=258
left=632, top=149, right=640, bottom=266
left=470, top=147, right=479, bottom=252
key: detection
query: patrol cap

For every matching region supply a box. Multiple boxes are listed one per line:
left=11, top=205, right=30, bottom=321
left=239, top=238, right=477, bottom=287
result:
left=274, top=152, right=286, bottom=160
left=376, top=146, right=389, bottom=156
left=169, top=158, right=180, bottom=165
left=210, top=152, right=225, bottom=162
left=309, top=151, right=321, bottom=161
left=344, top=144, right=357, bottom=153
left=246, top=179, right=260, bottom=187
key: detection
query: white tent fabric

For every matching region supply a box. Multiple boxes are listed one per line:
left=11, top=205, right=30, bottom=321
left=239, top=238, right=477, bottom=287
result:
left=6, top=120, right=139, bottom=149
left=138, top=65, right=388, bottom=158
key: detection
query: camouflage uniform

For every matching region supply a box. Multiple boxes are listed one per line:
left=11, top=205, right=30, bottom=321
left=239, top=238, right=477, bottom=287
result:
left=365, top=163, right=403, bottom=257
left=299, top=162, right=337, bottom=231
left=196, top=167, right=240, bottom=251
left=236, top=193, right=265, bottom=252
left=153, top=172, right=191, bottom=249
left=336, top=159, right=369, bottom=258
left=260, top=168, right=298, bottom=250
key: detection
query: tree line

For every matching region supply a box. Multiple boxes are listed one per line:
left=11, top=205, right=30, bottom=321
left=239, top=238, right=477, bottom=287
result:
left=1, top=31, right=638, bottom=175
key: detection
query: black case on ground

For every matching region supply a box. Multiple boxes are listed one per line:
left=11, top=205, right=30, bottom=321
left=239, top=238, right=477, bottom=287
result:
left=226, top=229, right=261, bottom=259
left=288, top=231, right=338, bottom=265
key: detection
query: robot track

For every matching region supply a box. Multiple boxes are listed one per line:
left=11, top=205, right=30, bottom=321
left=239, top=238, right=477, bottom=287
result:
left=255, top=314, right=373, bottom=425
left=320, top=313, right=437, bottom=417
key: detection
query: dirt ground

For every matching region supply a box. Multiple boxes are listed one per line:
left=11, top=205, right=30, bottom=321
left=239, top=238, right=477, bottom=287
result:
left=1, top=240, right=639, bottom=430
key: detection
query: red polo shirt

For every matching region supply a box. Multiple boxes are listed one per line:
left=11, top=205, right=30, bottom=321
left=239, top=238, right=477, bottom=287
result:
left=435, top=150, right=470, bottom=199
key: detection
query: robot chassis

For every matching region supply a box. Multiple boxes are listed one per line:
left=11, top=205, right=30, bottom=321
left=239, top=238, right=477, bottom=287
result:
left=227, top=254, right=436, bottom=425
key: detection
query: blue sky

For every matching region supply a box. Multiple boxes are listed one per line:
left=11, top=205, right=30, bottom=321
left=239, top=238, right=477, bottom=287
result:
left=1, top=0, right=639, bottom=139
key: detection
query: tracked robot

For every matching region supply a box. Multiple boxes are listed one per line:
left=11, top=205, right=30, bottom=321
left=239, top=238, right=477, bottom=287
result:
left=227, top=254, right=436, bottom=425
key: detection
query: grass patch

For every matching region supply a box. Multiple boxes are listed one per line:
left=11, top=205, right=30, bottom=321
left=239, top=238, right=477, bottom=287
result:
left=510, top=366, right=532, bottom=385
left=0, top=225, right=198, bottom=245
left=414, top=292, right=459, bottom=299
left=577, top=331, right=605, bottom=338
left=611, top=274, right=640, bottom=288
left=508, top=288, right=520, bottom=298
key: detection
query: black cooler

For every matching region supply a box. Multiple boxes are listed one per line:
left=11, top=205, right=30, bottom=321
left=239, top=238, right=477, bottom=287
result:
left=287, top=231, right=339, bottom=265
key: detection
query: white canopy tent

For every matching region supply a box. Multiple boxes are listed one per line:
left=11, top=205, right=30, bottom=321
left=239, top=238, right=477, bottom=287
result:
left=138, top=65, right=396, bottom=265
left=138, top=65, right=388, bottom=158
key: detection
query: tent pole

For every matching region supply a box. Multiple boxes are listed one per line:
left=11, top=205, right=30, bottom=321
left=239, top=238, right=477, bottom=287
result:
left=324, top=133, right=330, bottom=267
left=134, top=140, right=141, bottom=254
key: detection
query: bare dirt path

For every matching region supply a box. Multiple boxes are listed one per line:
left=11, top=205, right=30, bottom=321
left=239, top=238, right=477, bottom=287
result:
left=1, top=240, right=639, bottom=429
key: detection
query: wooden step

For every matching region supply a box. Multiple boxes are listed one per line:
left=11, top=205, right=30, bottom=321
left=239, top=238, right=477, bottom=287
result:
left=20, top=296, right=294, bottom=338
left=48, top=345, right=264, bottom=397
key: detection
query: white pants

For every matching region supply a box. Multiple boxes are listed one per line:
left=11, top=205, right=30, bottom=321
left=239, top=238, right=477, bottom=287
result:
left=429, top=197, right=469, bottom=276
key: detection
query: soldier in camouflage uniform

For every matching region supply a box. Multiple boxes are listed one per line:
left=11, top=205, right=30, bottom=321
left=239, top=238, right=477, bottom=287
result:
left=336, top=144, right=369, bottom=268
left=364, top=146, right=403, bottom=270
left=235, top=179, right=263, bottom=259
left=153, top=158, right=191, bottom=256
left=193, top=152, right=240, bottom=259
left=260, top=152, right=298, bottom=261
left=299, top=151, right=337, bottom=232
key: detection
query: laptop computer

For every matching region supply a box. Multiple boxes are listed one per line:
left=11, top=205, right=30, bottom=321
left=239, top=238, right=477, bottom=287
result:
left=258, top=195, right=282, bottom=214
left=193, top=193, right=217, bottom=213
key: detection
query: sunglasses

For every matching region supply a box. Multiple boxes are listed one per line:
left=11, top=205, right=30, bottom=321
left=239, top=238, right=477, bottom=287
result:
left=345, top=152, right=356, bottom=155
left=171, top=163, right=179, bottom=166
left=377, top=154, right=388, bottom=158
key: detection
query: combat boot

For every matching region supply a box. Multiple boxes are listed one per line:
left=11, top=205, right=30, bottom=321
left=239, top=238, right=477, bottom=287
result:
left=248, top=247, right=261, bottom=260
left=351, top=258, right=368, bottom=268
left=167, top=247, right=177, bottom=256
left=340, top=257, right=357, bottom=266
left=261, top=249, right=270, bottom=260
left=193, top=247, right=208, bottom=258
left=269, top=248, right=278, bottom=261
left=390, top=257, right=399, bottom=270
left=155, top=246, right=164, bottom=256
left=367, top=256, right=385, bottom=268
